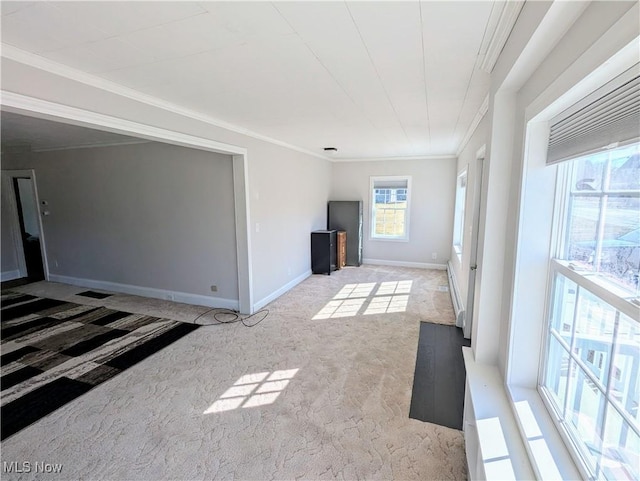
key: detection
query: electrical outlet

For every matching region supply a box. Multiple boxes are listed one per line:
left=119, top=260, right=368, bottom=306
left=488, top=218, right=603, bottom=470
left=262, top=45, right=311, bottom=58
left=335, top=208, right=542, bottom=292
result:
left=432, top=252, right=437, bottom=260
left=210, top=285, right=218, bottom=292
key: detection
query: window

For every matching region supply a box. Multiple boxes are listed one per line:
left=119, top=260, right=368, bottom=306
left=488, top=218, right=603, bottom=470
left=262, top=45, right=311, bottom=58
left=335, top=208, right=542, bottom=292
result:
left=541, top=143, right=639, bottom=481
left=370, top=176, right=411, bottom=240
left=453, top=170, right=467, bottom=256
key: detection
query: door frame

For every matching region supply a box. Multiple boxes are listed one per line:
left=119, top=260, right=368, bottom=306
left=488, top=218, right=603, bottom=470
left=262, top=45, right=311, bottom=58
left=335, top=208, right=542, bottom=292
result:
left=2, top=169, right=48, bottom=280
left=1, top=92, right=254, bottom=314
left=464, top=145, right=486, bottom=339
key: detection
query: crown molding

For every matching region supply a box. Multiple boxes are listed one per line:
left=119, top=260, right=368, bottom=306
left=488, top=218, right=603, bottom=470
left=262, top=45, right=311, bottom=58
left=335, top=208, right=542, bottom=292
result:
left=332, top=154, right=456, bottom=163
left=480, top=1, right=525, bottom=74
left=1, top=44, right=331, bottom=162
left=1, top=91, right=248, bottom=156
left=456, top=95, right=489, bottom=156
left=33, top=139, right=152, bottom=153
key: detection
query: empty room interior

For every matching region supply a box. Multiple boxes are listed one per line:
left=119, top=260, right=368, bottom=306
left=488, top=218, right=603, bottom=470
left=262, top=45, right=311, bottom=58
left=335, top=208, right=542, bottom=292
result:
left=1, top=1, right=639, bottom=480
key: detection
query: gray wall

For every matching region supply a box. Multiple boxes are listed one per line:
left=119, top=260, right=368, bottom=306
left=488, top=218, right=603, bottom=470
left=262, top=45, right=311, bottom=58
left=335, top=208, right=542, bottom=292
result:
left=330, top=157, right=456, bottom=266
left=1, top=59, right=332, bottom=307
left=2, top=142, right=240, bottom=301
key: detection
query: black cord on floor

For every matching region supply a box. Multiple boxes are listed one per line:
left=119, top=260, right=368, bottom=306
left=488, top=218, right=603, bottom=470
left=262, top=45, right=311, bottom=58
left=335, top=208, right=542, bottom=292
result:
left=192, top=307, right=269, bottom=327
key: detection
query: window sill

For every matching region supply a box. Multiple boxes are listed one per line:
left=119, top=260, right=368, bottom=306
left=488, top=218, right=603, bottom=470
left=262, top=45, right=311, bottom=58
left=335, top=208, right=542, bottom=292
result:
left=506, top=386, right=583, bottom=480
left=462, top=347, right=582, bottom=480
left=370, top=236, right=409, bottom=243
left=462, top=347, right=534, bottom=480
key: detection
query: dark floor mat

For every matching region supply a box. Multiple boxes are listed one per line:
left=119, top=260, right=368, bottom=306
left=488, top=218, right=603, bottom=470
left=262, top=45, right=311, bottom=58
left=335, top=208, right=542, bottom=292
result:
left=409, top=322, right=470, bottom=430
left=76, top=290, right=113, bottom=299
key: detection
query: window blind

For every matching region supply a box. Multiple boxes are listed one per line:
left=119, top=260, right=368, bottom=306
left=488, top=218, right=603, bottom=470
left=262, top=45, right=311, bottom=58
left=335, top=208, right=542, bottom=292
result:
left=547, top=66, right=640, bottom=164
left=373, top=178, right=408, bottom=190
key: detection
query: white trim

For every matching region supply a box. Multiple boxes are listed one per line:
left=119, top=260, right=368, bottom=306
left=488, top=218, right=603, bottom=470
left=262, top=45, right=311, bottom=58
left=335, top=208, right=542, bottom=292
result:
left=48, top=274, right=239, bottom=311
left=1, top=270, right=21, bottom=282
left=33, top=139, right=151, bottom=153
left=1, top=169, right=49, bottom=280
left=507, top=386, right=581, bottom=481
left=233, top=154, right=254, bottom=314
left=0, top=92, right=254, bottom=320
left=370, top=175, right=412, bottom=241
left=479, top=1, right=525, bottom=73
left=333, top=154, right=456, bottom=163
left=1, top=173, right=27, bottom=278
left=1, top=45, right=330, bottom=162
left=1, top=92, right=247, bottom=156
left=457, top=95, right=489, bottom=157
left=253, top=270, right=312, bottom=312
left=362, top=259, right=447, bottom=270
left=463, top=347, right=536, bottom=480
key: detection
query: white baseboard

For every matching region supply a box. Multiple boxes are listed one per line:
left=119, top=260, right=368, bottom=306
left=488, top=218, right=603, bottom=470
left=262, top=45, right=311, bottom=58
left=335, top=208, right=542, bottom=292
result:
left=254, top=270, right=312, bottom=311
left=48, top=274, right=239, bottom=311
left=363, top=258, right=447, bottom=270
left=1, top=270, right=22, bottom=282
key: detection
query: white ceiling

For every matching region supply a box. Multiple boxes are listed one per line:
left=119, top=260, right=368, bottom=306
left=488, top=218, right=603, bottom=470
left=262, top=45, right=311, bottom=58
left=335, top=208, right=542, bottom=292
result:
left=0, top=1, right=506, bottom=160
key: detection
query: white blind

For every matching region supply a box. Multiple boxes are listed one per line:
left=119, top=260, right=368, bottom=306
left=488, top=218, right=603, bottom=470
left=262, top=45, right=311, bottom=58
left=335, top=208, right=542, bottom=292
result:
left=373, top=178, right=408, bottom=190
left=547, top=66, right=640, bottom=164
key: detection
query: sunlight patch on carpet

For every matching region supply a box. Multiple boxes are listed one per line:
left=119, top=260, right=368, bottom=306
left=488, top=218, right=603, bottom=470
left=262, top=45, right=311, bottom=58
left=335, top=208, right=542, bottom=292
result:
left=204, top=369, right=299, bottom=414
left=313, top=281, right=413, bottom=319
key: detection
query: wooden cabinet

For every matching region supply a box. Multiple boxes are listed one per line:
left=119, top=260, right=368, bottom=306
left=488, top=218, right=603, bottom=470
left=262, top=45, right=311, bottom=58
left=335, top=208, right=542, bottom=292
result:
left=311, top=230, right=337, bottom=275
left=337, top=231, right=346, bottom=269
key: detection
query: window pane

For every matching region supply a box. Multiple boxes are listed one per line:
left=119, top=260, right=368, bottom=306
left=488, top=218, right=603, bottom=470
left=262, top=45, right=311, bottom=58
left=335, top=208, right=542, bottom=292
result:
left=609, top=150, right=640, bottom=191
left=599, top=196, right=640, bottom=289
left=453, top=171, right=467, bottom=249
left=600, top=403, right=639, bottom=481
left=610, top=313, right=640, bottom=424
left=566, top=365, right=606, bottom=471
left=567, top=196, right=600, bottom=264
left=550, top=274, right=577, bottom=343
left=572, top=153, right=607, bottom=192
left=574, top=289, right=616, bottom=388
left=565, top=145, right=640, bottom=292
left=545, top=334, right=571, bottom=414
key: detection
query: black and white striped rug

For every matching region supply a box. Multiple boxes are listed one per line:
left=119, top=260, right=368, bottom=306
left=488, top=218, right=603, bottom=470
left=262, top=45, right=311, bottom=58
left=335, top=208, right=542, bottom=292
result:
left=0, top=291, right=199, bottom=440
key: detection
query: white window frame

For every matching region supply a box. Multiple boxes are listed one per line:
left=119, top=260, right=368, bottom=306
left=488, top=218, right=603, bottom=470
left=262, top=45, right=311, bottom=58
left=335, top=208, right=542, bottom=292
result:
left=504, top=71, right=640, bottom=480
left=538, top=147, right=640, bottom=481
left=369, top=175, right=411, bottom=242
left=453, top=170, right=467, bottom=258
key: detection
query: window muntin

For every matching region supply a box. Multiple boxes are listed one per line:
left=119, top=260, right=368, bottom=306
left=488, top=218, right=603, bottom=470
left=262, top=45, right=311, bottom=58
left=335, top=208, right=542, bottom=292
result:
left=453, top=171, right=467, bottom=256
left=564, top=144, right=640, bottom=294
left=541, top=143, right=640, bottom=481
left=370, top=176, right=410, bottom=240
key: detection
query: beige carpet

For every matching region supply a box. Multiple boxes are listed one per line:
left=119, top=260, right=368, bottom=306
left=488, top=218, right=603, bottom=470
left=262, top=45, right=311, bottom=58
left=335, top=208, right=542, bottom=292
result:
left=1, top=265, right=466, bottom=480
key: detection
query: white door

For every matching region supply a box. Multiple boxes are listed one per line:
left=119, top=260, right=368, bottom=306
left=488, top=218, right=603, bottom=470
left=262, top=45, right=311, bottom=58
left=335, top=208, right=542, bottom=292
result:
left=464, top=151, right=485, bottom=339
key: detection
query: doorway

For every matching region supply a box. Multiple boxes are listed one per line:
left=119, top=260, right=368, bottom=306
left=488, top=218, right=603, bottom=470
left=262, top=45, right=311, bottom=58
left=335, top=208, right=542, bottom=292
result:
left=3, top=170, right=46, bottom=282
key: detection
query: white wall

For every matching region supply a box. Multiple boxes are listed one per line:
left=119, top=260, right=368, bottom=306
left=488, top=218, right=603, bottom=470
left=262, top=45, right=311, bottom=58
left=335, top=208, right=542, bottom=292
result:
left=2, top=142, right=241, bottom=303
left=331, top=158, right=455, bottom=267
left=449, top=115, right=488, bottom=305
left=472, top=0, right=639, bottom=374
left=0, top=57, right=332, bottom=307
